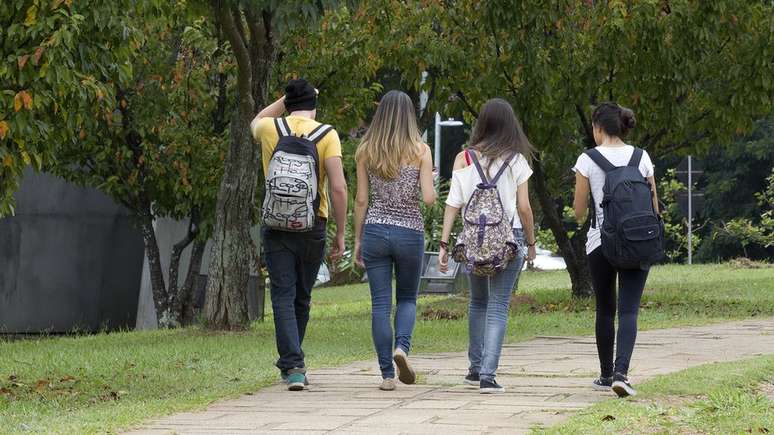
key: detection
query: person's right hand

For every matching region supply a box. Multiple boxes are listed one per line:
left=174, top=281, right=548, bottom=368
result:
left=439, top=246, right=449, bottom=273
left=354, top=240, right=364, bottom=269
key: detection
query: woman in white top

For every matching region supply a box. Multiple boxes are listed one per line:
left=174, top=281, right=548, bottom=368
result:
left=439, top=99, right=537, bottom=394
left=573, top=102, right=659, bottom=398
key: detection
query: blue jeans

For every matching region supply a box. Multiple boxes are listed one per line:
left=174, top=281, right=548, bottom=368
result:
left=362, top=223, right=424, bottom=379
left=467, top=229, right=526, bottom=382
left=263, top=221, right=326, bottom=373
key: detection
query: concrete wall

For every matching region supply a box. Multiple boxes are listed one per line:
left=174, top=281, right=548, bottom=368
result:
left=0, top=170, right=144, bottom=333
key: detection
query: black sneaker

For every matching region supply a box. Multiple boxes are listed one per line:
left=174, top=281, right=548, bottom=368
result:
left=480, top=379, right=505, bottom=394
left=464, top=370, right=480, bottom=387
left=592, top=376, right=613, bottom=391
left=612, top=373, right=637, bottom=397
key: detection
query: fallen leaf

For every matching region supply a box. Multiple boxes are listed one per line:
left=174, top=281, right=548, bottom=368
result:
left=758, top=428, right=769, bottom=434
left=602, top=415, right=616, bottom=421
left=0, top=387, right=12, bottom=395
left=34, top=379, right=49, bottom=393
left=60, top=375, right=76, bottom=382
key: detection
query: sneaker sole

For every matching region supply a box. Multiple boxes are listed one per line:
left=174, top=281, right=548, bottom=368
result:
left=592, top=383, right=612, bottom=392
left=612, top=381, right=636, bottom=397
left=463, top=379, right=479, bottom=387
left=480, top=387, right=505, bottom=394
left=394, top=353, right=416, bottom=385
left=287, top=382, right=305, bottom=391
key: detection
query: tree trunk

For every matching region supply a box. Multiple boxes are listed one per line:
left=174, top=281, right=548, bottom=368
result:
left=138, top=212, right=179, bottom=327
left=204, top=2, right=269, bottom=329
left=532, top=157, right=593, bottom=298
left=203, top=108, right=257, bottom=329
left=180, top=239, right=206, bottom=325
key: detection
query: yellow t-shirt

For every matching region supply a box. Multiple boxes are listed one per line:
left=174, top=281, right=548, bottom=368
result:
left=252, top=115, right=342, bottom=219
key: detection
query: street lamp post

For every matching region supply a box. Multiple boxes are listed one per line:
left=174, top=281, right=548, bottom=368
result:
left=434, top=112, right=463, bottom=171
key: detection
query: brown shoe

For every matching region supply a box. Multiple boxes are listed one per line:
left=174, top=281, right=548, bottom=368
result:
left=379, top=378, right=396, bottom=391
left=393, top=348, right=416, bottom=384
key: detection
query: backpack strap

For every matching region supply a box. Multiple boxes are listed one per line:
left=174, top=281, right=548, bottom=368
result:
left=305, top=124, right=333, bottom=145
left=628, top=147, right=644, bottom=168
left=468, top=150, right=490, bottom=185
left=490, top=153, right=515, bottom=185
left=274, top=117, right=292, bottom=138
left=584, top=149, right=616, bottom=173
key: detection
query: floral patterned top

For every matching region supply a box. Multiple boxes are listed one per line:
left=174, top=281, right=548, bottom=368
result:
left=365, top=165, right=424, bottom=232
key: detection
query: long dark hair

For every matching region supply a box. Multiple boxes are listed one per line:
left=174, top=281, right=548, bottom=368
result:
left=592, top=102, right=636, bottom=138
left=469, top=98, right=534, bottom=172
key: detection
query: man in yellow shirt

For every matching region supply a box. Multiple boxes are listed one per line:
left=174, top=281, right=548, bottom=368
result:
left=251, top=79, right=348, bottom=391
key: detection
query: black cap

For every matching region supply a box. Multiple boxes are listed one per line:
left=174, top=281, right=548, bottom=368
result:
left=284, top=79, right=317, bottom=112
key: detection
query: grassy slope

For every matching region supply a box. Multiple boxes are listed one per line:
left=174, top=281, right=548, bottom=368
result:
left=540, top=356, right=774, bottom=434
left=0, top=264, right=772, bottom=434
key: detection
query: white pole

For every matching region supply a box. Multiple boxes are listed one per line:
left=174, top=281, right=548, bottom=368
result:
left=434, top=112, right=441, bottom=170
left=687, top=155, right=692, bottom=265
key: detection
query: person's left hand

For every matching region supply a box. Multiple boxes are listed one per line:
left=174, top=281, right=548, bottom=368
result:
left=329, top=233, right=346, bottom=261
left=527, top=245, right=537, bottom=262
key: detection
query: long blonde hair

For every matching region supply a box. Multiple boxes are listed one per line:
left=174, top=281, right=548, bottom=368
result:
left=355, top=90, right=423, bottom=180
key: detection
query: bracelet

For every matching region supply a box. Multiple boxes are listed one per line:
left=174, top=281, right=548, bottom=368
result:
left=439, top=241, right=449, bottom=249
left=527, top=241, right=536, bottom=247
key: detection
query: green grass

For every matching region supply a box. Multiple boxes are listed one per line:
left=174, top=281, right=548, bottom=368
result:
left=0, top=263, right=772, bottom=434
left=539, top=355, right=774, bottom=434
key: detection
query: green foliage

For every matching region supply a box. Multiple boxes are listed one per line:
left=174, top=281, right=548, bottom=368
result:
left=48, top=4, right=227, bottom=232
left=0, top=0, right=141, bottom=216
left=712, top=168, right=774, bottom=256
left=657, top=169, right=702, bottom=261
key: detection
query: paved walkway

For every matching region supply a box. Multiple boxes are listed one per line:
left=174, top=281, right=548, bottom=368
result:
left=127, top=319, right=774, bottom=435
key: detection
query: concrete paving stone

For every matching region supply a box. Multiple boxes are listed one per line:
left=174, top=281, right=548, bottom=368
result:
left=401, top=399, right=469, bottom=409
left=345, top=408, right=444, bottom=424
left=343, top=422, right=488, bottom=434
left=316, top=408, right=382, bottom=417
left=272, top=416, right=359, bottom=431
left=428, top=410, right=517, bottom=426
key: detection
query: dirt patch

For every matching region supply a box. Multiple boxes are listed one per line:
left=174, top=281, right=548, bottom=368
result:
left=419, top=306, right=464, bottom=320
left=729, top=257, right=773, bottom=269
left=759, top=382, right=774, bottom=401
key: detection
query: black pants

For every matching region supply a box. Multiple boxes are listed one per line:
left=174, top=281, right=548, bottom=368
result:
left=588, top=247, right=649, bottom=377
left=263, top=222, right=326, bottom=373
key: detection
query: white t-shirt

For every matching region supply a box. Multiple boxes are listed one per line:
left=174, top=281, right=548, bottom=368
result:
left=572, top=145, right=655, bottom=254
left=446, top=152, right=533, bottom=228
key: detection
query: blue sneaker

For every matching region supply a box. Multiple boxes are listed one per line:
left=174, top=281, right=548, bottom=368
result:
left=281, top=370, right=309, bottom=386
left=287, top=372, right=306, bottom=391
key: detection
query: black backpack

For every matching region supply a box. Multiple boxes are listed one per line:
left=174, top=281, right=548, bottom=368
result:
left=585, top=148, right=665, bottom=270
left=262, top=118, right=332, bottom=232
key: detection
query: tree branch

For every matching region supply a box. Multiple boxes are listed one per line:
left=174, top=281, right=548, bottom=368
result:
left=213, top=0, right=253, bottom=114
left=456, top=90, right=478, bottom=118
left=575, top=103, right=594, bottom=148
